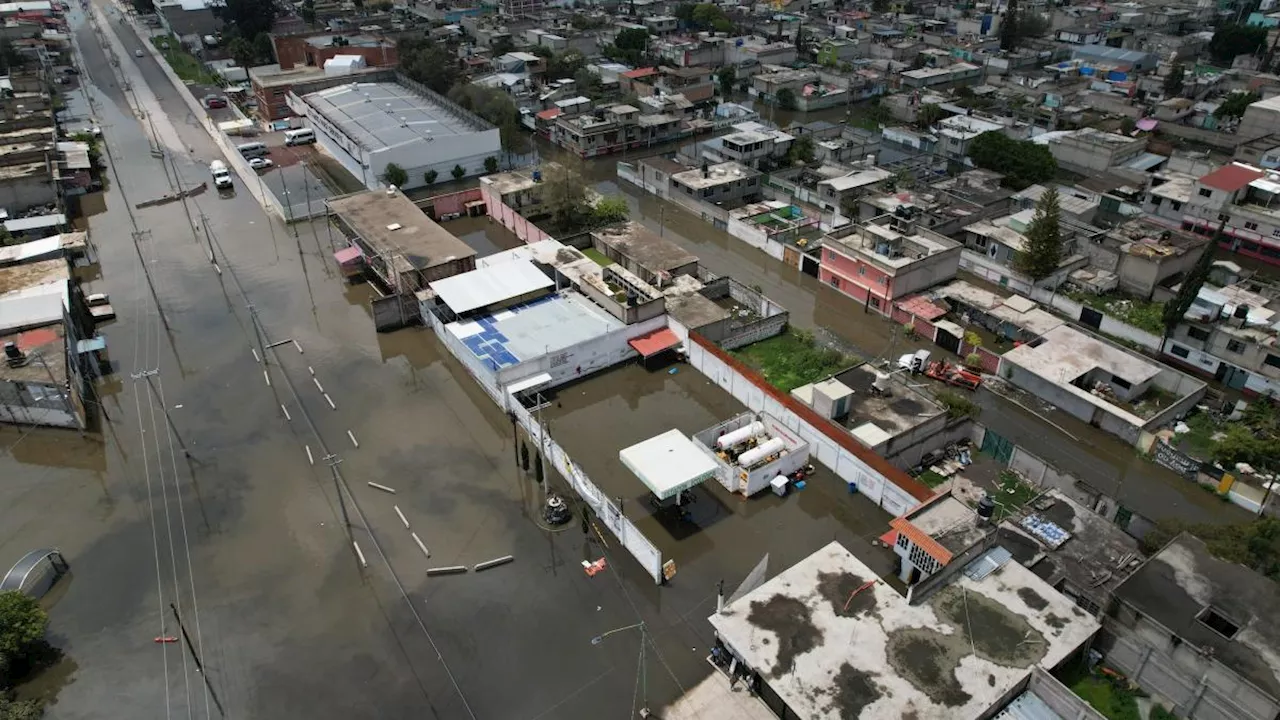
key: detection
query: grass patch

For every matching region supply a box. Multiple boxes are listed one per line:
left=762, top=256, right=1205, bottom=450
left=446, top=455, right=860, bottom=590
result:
left=732, top=328, right=854, bottom=393
left=1149, top=705, right=1178, bottom=720
left=151, top=35, right=220, bottom=85
left=1061, top=666, right=1142, bottom=720
left=994, top=470, right=1038, bottom=515
left=917, top=470, right=948, bottom=488
left=1063, top=290, right=1164, bottom=335
left=581, top=247, right=613, bottom=267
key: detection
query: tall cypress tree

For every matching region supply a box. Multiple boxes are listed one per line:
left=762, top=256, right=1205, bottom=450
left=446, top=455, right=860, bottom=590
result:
left=1162, top=225, right=1220, bottom=337
left=1014, top=186, right=1062, bottom=281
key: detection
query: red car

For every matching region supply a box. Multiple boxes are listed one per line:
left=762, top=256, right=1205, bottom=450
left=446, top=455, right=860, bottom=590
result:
left=203, top=95, right=227, bottom=109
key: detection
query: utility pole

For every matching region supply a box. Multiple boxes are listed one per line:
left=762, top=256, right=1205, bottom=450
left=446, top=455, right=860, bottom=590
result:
left=281, top=167, right=299, bottom=238
left=142, top=371, right=191, bottom=457
left=197, top=210, right=215, bottom=263
left=248, top=304, right=268, bottom=369
left=131, top=229, right=171, bottom=331
left=324, top=454, right=352, bottom=533
left=167, top=149, right=198, bottom=243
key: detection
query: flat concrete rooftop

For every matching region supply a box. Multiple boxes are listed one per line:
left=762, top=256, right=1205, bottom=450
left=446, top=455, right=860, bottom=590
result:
left=591, top=221, right=698, bottom=274
left=709, top=541, right=1100, bottom=720
left=328, top=189, right=475, bottom=274
left=445, top=291, right=620, bottom=369
left=671, top=161, right=757, bottom=190
left=832, top=364, right=943, bottom=437
left=0, top=257, right=66, bottom=295
left=1002, top=324, right=1162, bottom=387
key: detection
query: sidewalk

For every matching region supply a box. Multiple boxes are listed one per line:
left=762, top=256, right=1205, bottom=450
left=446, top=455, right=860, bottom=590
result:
left=661, top=670, right=777, bottom=720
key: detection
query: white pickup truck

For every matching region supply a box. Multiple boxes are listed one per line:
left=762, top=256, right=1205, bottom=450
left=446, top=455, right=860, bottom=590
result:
left=210, top=160, right=232, bottom=189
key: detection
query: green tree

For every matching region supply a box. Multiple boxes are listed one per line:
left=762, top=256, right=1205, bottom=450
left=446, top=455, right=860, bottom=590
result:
left=1162, top=226, right=1218, bottom=336
left=1142, top=518, right=1280, bottom=581
left=214, top=0, right=278, bottom=40
left=1215, top=91, right=1261, bottom=119
left=1163, top=61, right=1185, bottom=97
left=252, top=32, right=274, bottom=64
left=423, top=169, right=438, bottom=185
left=1014, top=186, right=1063, bottom=280
left=546, top=49, right=586, bottom=79
left=915, top=102, right=944, bottom=130
left=451, top=164, right=465, bottom=180
left=716, top=65, right=736, bottom=96
left=399, top=38, right=457, bottom=95
left=381, top=162, right=407, bottom=187
left=226, top=36, right=254, bottom=68
left=967, top=131, right=1057, bottom=190
left=0, top=696, right=42, bottom=720
left=787, top=135, right=815, bottom=164
left=491, top=36, right=515, bottom=57
left=592, top=196, right=629, bottom=225
left=776, top=87, right=797, bottom=111
left=484, top=156, right=499, bottom=174
left=574, top=67, right=604, bottom=99
left=0, top=591, right=48, bottom=682
left=1000, top=0, right=1020, bottom=52
left=1209, top=24, right=1268, bottom=63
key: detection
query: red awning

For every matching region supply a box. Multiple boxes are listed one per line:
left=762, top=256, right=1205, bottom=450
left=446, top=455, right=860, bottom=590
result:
left=334, top=245, right=363, bottom=265
left=628, top=328, right=681, bottom=358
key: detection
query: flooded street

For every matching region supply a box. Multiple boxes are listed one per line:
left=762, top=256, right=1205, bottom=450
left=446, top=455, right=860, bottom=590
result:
left=0, top=4, right=1249, bottom=719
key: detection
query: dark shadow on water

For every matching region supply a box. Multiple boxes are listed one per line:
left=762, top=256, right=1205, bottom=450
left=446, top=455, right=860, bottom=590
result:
left=640, top=482, right=732, bottom=541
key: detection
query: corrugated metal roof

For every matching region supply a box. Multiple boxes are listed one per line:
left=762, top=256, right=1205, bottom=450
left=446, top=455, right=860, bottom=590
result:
left=429, top=260, right=553, bottom=315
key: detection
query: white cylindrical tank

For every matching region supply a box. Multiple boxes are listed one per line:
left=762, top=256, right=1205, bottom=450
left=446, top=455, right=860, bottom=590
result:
left=717, top=422, right=764, bottom=450
left=739, top=437, right=786, bottom=468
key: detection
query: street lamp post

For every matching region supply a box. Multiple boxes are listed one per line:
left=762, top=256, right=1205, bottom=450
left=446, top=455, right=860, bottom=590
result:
left=591, top=621, right=651, bottom=718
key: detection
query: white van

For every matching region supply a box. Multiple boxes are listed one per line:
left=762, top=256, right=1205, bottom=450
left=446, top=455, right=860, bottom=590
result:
left=210, top=160, right=232, bottom=189
left=284, top=128, right=316, bottom=146
left=236, top=141, right=268, bottom=158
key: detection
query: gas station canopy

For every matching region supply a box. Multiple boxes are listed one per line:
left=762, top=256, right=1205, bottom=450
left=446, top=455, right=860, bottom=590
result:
left=619, top=429, right=719, bottom=500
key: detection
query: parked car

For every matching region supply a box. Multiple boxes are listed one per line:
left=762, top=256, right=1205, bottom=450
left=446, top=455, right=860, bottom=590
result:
left=203, top=95, right=227, bottom=109
left=62, top=67, right=79, bottom=75
left=134, top=49, right=143, bottom=57
left=248, top=157, right=274, bottom=170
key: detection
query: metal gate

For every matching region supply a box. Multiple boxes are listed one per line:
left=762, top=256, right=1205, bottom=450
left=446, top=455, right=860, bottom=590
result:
left=981, top=428, right=1015, bottom=464
left=800, top=253, right=819, bottom=277
left=1079, top=305, right=1103, bottom=330
left=936, top=327, right=961, bottom=354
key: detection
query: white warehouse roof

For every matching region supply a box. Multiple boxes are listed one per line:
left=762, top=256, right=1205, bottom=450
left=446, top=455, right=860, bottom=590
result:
left=619, top=429, right=719, bottom=500
left=304, top=81, right=495, bottom=152
left=429, top=259, right=553, bottom=315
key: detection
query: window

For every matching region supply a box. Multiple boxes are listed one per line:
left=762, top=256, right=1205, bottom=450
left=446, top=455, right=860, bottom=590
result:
left=829, top=275, right=840, bottom=289
left=858, top=265, right=866, bottom=276
left=870, top=297, right=881, bottom=309
left=1182, top=221, right=1194, bottom=231
left=1227, top=339, right=1245, bottom=354
left=896, top=532, right=909, bottom=549
left=1273, top=229, right=1280, bottom=239
left=1172, top=201, right=1182, bottom=211
left=973, top=235, right=988, bottom=248
left=878, top=276, right=887, bottom=285
left=1199, top=188, right=1213, bottom=198
left=1245, top=221, right=1259, bottom=231
left=1265, top=353, right=1280, bottom=369
left=1219, top=214, right=1231, bottom=224
left=1186, top=326, right=1211, bottom=342
left=1151, top=196, right=1163, bottom=207
left=1112, top=375, right=1132, bottom=390
left=826, top=250, right=836, bottom=261
left=1169, top=344, right=1190, bottom=359
left=1197, top=607, right=1241, bottom=639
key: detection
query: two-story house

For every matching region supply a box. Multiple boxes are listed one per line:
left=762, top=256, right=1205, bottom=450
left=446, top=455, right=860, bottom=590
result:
left=819, top=209, right=962, bottom=314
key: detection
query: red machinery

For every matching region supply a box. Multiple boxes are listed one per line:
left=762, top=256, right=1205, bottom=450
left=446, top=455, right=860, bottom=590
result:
left=925, top=361, right=982, bottom=391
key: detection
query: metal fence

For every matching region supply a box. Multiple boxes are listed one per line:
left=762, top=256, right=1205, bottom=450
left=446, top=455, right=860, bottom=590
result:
left=510, top=398, right=665, bottom=584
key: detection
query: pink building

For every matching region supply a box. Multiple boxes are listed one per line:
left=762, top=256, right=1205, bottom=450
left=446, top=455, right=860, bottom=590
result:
left=819, top=212, right=961, bottom=314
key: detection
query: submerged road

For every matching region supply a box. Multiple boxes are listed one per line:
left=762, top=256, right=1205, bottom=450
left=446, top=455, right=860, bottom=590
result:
left=0, top=4, right=739, bottom=719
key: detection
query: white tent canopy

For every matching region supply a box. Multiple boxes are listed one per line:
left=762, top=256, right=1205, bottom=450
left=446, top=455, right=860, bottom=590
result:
left=619, top=429, right=719, bottom=500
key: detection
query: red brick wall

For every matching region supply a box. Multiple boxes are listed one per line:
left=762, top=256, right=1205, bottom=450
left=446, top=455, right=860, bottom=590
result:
left=688, top=332, right=934, bottom=503
left=272, top=33, right=398, bottom=70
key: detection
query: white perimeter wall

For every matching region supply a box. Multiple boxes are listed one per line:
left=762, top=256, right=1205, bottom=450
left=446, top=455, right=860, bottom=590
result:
left=496, top=314, right=669, bottom=394
left=687, top=340, right=921, bottom=517
left=368, top=128, right=501, bottom=191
